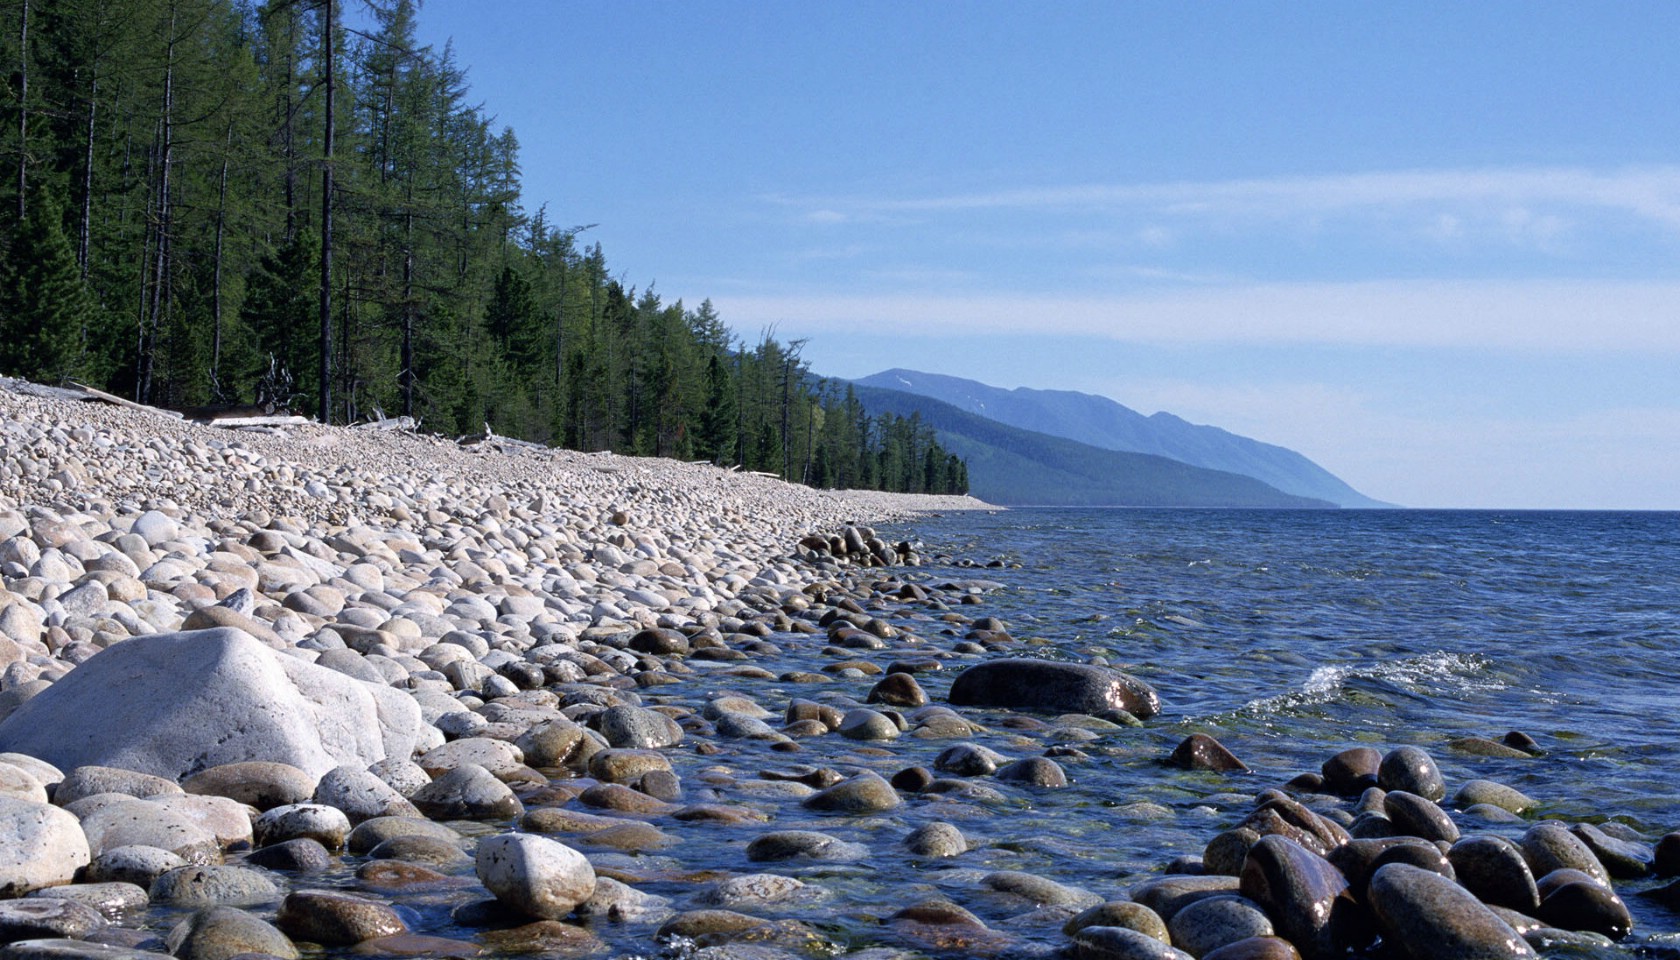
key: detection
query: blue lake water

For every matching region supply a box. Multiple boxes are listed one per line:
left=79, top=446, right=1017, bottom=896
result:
left=878, top=507, right=1680, bottom=951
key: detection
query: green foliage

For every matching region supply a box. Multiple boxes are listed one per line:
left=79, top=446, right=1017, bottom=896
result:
left=0, top=0, right=967, bottom=496
left=0, top=184, right=93, bottom=382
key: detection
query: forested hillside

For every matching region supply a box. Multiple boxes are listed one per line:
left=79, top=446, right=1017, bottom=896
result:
left=0, top=0, right=965, bottom=495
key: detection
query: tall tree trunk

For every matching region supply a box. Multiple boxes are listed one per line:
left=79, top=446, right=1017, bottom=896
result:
left=16, top=0, right=28, bottom=224
left=142, top=7, right=178, bottom=404
left=211, top=122, right=231, bottom=389
left=317, top=0, right=334, bottom=423
left=401, top=208, right=414, bottom=418
left=78, top=75, right=96, bottom=278
left=281, top=3, right=297, bottom=237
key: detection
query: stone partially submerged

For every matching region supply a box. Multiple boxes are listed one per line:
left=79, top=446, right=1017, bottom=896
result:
left=947, top=658, right=1161, bottom=718
left=0, top=628, right=425, bottom=781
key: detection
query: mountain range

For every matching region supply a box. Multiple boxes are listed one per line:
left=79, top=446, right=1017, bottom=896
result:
left=849, top=369, right=1390, bottom=509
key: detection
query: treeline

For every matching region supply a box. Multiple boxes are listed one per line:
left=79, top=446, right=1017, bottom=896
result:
left=0, top=0, right=966, bottom=495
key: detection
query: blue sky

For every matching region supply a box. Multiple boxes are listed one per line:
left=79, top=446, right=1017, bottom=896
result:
left=387, top=1, right=1680, bottom=508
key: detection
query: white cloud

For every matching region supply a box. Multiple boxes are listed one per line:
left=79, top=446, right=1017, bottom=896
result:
left=798, top=166, right=1680, bottom=229
left=714, top=278, right=1680, bottom=353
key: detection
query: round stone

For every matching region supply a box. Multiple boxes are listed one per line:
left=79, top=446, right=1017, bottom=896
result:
left=745, top=830, right=868, bottom=863
left=1376, top=747, right=1444, bottom=802
left=166, top=904, right=300, bottom=960
left=0, top=798, right=90, bottom=896
left=837, top=708, right=901, bottom=741
left=802, top=771, right=901, bottom=814
left=1448, top=836, right=1540, bottom=913
left=995, top=756, right=1069, bottom=787
left=275, top=890, right=408, bottom=945
left=148, top=865, right=282, bottom=907
left=1168, top=895, right=1275, bottom=959
left=1368, top=863, right=1536, bottom=959
left=254, top=803, right=352, bottom=850
left=475, top=833, right=597, bottom=921
left=905, top=821, right=969, bottom=858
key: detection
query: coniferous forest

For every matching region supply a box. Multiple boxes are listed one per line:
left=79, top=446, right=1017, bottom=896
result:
left=0, top=0, right=968, bottom=496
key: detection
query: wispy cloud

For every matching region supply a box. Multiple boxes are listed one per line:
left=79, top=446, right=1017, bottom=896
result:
left=787, top=166, right=1680, bottom=228
left=714, top=278, right=1680, bottom=353
left=767, top=168, right=1680, bottom=262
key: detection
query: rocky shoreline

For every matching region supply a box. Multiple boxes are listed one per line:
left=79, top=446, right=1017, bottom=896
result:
left=0, top=377, right=1672, bottom=960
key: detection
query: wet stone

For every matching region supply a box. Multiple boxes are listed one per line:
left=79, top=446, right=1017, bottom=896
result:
left=84, top=846, right=185, bottom=888
left=166, top=905, right=299, bottom=960
left=0, top=899, right=107, bottom=943
left=241, top=838, right=334, bottom=873
left=866, top=673, right=927, bottom=707
left=1520, top=822, right=1610, bottom=887
left=934, top=743, right=1008, bottom=777
left=1071, top=925, right=1194, bottom=960
left=408, top=764, right=523, bottom=821
left=697, top=874, right=810, bottom=908
left=837, top=709, right=901, bottom=741
left=1448, top=836, right=1540, bottom=912
left=1367, top=863, right=1536, bottom=959
left=1167, top=895, right=1274, bottom=959
left=1382, top=791, right=1459, bottom=844
left=802, top=771, right=901, bottom=814
left=995, top=756, right=1069, bottom=787
left=369, top=834, right=470, bottom=868
left=147, top=865, right=282, bottom=908
left=1376, top=746, right=1444, bottom=802
left=1569, top=823, right=1653, bottom=879
left=1064, top=902, right=1170, bottom=942
left=1536, top=875, right=1632, bottom=940
left=1451, top=780, right=1534, bottom=815
left=275, top=890, right=408, bottom=945
left=1322, top=749, right=1381, bottom=797
left=26, top=883, right=147, bottom=921
left=1169, top=735, right=1250, bottom=774
left=745, top=830, right=869, bottom=863
left=905, top=822, right=969, bottom=858
left=1237, top=836, right=1360, bottom=960
left=982, top=871, right=1101, bottom=910
left=1201, top=937, right=1304, bottom=960
left=346, top=816, right=461, bottom=856
left=473, top=919, right=603, bottom=955
left=354, top=859, right=459, bottom=893
left=1130, top=876, right=1242, bottom=922
left=1656, top=832, right=1680, bottom=876
left=947, top=658, right=1161, bottom=718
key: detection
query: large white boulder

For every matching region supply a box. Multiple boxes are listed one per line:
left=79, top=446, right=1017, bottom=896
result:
left=0, top=628, right=424, bottom=780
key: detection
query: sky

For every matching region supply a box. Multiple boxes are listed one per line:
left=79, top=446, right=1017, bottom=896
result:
left=381, top=1, right=1680, bottom=509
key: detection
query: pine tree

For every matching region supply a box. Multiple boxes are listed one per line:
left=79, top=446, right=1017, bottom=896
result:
left=0, top=183, right=92, bottom=381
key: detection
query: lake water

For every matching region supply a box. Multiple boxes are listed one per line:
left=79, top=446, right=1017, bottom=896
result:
left=877, top=507, right=1680, bottom=952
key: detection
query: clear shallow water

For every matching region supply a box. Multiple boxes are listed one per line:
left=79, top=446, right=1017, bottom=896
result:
left=882, top=508, right=1680, bottom=949
left=141, top=508, right=1680, bottom=959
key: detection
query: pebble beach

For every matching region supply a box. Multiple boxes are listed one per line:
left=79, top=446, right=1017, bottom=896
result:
left=0, top=376, right=1672, bottom=960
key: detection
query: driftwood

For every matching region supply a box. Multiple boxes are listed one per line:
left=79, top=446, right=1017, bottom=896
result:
left=459, top=422, right=549, bottom=453
left=204, top=415, right=314, bottom=429
left=354, top=416, right=418, bottom=432
left=64, top=381, right=186, bottom=419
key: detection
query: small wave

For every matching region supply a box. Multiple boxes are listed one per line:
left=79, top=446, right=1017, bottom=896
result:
left=1240, top=651, right=1504, bottom=717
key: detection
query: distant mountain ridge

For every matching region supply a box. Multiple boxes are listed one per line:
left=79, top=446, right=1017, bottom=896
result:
left=848, top=383, right=1335, bottom=508
left=854, top=369, right=1388, bottom=508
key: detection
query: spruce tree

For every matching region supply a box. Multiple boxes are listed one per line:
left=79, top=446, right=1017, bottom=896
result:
left=0, top=184, right=92, bottom=381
